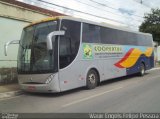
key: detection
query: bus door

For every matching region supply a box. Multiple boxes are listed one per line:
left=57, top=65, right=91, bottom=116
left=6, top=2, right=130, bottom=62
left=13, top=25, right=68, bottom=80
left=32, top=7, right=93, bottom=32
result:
left=58, top=20, right=81, bottom=91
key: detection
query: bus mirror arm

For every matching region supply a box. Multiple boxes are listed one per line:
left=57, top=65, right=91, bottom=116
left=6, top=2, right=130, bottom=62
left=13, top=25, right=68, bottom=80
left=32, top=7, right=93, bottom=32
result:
left=4, top=40, right=20, bottom=56
left=47, top=31, right=65, bottom=50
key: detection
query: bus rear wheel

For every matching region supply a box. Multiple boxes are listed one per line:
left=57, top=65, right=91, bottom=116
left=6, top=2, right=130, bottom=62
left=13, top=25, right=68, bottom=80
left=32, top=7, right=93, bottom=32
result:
left=138, top=63, right=145, bottom=76
left=86, top=69, right=98, bottom=89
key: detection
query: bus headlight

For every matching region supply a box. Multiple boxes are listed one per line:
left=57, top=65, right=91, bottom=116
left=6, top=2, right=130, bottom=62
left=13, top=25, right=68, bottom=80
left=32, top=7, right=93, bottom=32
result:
left=45, top=75, right=54, bottom=84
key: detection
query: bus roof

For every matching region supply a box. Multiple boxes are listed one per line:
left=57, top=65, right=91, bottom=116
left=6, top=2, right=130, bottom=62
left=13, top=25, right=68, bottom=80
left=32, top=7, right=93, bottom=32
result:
left=24, top=16, right=63, bottom=28
left=25, top=16, right=152, bottom=36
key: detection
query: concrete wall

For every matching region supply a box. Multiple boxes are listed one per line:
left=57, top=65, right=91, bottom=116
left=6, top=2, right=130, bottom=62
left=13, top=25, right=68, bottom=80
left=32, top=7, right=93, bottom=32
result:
left=0, top=1, right=52, bottom=84
left=0, top=1, right=51, bottom=22
left=0, top=17, right=28, bottom=67
left=0, top=1, right=51, bottom=68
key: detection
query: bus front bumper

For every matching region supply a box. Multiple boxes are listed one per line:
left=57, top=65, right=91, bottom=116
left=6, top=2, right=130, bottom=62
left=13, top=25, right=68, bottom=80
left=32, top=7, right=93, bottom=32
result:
left=19, top=73, right=61, bottom=93
left=20, top=83, right=60, bottom=93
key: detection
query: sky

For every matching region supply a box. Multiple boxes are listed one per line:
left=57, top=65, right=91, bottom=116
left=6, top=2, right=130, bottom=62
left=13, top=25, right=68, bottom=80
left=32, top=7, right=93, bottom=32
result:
left=17, top=0, right=160, bottom=31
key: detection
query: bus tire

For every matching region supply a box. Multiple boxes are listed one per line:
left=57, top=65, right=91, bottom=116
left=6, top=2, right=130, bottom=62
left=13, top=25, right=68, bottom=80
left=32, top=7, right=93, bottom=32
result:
left=138, top=63, right=145, bottom=76
left=86, top=69, right=98, bottom=89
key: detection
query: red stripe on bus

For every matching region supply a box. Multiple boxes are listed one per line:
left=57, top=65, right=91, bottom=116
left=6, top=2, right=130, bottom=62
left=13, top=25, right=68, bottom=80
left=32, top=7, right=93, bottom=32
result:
left=114, top=48, right=134, bottom=68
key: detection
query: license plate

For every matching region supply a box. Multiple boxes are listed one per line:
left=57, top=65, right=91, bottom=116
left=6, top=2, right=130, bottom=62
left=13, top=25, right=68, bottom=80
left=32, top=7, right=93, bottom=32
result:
left=27, top=86, right=36, bottom=91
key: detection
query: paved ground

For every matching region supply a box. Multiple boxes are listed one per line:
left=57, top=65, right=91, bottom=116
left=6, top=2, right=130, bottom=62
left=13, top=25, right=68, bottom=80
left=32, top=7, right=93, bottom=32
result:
left=0, top=84, right=20, bottom=93
left=0, top=69, right=160, bottom=113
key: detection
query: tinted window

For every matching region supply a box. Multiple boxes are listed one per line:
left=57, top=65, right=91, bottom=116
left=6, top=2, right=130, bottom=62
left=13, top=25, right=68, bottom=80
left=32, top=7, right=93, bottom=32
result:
left=100, top=27, right=137, bottom=45
left=100, top=27, right=152, bottom=46
left=146, top=36, right=153, bottom=46
left=18, top=21, right=58, bottom=74
left=127, top=32, right=137, bottom=45
left=59, top=20, right=81, bottom=69
left=115, top=30, right=128, bottom=45
left=137, top=34, right=153, bottom=46
left=100, top=27, right=117, bottom=44
left=82, top=23, right=100, bottom=43
left=82, top=23, right=152, bottom=46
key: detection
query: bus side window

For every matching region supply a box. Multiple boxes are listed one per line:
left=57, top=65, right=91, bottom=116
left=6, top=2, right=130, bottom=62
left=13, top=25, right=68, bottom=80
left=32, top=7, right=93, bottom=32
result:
left=59, top=20, right=81, bottom=69
left=82, top=23, right=101, bottom=43
left=100, top=27, right=118, bottom=44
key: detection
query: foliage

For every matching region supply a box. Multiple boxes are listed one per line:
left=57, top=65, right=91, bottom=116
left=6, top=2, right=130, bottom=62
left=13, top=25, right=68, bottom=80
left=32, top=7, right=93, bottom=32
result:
left=139, top=8, right=160, bottom=44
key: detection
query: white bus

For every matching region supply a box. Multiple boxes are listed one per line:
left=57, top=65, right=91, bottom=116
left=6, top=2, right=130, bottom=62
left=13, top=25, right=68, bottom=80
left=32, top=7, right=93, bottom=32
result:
left=5, top=16, right=154, bottom=93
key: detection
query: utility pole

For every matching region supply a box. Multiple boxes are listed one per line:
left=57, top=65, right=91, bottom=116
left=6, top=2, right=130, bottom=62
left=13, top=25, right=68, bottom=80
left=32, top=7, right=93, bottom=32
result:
left=139, top=0, right=150, bottom=8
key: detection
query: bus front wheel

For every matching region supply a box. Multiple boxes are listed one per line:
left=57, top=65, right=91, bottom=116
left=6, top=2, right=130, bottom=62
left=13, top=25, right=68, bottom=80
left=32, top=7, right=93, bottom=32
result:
left=86, top=69, right=98, bottom=89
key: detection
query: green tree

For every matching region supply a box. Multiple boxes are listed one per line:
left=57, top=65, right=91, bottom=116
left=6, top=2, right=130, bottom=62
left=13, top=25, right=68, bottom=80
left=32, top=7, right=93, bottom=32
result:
left=139, top=8, right=160, bottom=44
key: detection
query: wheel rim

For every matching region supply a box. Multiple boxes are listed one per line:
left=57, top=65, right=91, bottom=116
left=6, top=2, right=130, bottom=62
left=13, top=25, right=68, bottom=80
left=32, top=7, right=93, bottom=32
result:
left=141, top=65, right=145, bottom=75
left=88, top=73, right=96, bottom=84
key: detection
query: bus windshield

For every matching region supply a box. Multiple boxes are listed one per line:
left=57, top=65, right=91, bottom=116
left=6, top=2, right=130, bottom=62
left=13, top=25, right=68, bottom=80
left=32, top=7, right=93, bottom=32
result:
left=18, top=21, right=58, bottom=74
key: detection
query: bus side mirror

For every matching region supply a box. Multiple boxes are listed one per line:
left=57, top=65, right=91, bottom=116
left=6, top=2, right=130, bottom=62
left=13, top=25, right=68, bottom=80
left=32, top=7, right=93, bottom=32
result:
left=4, top=40, right=20, bottom=56
left=47, top=31, right=65, bottom=50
